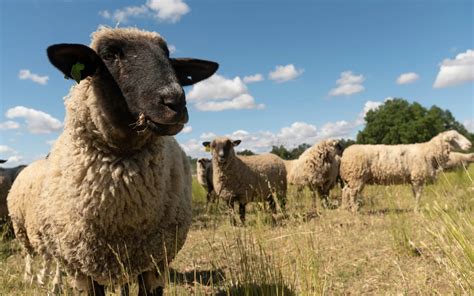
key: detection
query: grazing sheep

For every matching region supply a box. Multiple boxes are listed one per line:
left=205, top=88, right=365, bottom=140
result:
left=285, top=139, right=342, bottom=208
left=340, top=130, right=472, bottom=212
left=202, top=137, right=287, bottom=225
left=8, top=26, right=218, bottom=295
left=196, top=158, right=216, bottom=203
left=443, top=152, right=474, bottom=170
left=0, top=161, right=26, bottom=224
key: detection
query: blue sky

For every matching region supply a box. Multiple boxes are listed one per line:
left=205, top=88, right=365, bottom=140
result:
left=1, top=0, right=473, bottom=166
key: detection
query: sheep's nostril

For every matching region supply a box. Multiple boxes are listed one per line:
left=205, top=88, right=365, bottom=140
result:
left=163, top=93, right=186, bottom=113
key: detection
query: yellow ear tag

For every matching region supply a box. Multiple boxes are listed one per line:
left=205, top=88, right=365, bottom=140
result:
left=205, top=146, right=212, bottom=152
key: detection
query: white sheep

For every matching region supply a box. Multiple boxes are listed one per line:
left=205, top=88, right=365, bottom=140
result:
left=196, top=158, right=216, bottom=203
left=443, top=152, right=474, bottom=171
left=202, top=137, right=287, bottom=225
left=7, top=26, right=218, bottom=295
left=340, top=130, right=472, bottom=212
left=285, top=139, right=342, bottom=208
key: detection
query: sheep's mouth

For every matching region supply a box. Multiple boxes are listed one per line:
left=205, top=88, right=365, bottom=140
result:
left=132, top=106, right=189, bottom=136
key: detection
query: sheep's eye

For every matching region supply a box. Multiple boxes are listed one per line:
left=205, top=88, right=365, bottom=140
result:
left=102, top=52, right=116, bottom=61
left=100, top=45, right=123, bottom=61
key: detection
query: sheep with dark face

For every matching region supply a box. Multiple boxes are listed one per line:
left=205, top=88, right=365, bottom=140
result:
left=196, top=158, right=216, bottom=203
left=0, top=160, right=26, bottom=225
left=8, top=27, right=218, bottom=295
left=340, top=130, right=472, bottom=212
left=203, top=137, right=287, bottom=225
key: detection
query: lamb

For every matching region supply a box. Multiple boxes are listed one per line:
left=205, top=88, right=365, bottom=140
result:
left=7, top=26, right=218, bottom=295
left=443, top=152, right=474, bottom=170
left=284, top=139, right=342, bottom=208
left=196, top=158, right=216, bottom=203
left=202, top=137, right=287, bottom=225
left=0, top=160, right=26, bottom=225
left=339, top=130, right=472, bottom=212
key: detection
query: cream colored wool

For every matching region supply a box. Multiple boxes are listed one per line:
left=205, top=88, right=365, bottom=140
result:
left=8, top=27, right=192, bottom=287
left=443, top=152, right=474, bottom=170
left=212, top=140, right=287, bottom=206
left=285, top=139, right=341, bottom=202
left=340, top=130, right=472, bottom=211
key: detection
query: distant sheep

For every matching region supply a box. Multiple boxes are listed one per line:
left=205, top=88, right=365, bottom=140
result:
left=0, top=160, right=26, bottom=224
left=196, top=158, right=216, bottom=203
left=443, top=152, right=474, bottom=171
left=203, top=137, right=287, bottom=225
left=8, top=27, right=218, bottom=295
left=285, top=139, right=342, bottom=208
left=340, top=130, right=472, bottom=212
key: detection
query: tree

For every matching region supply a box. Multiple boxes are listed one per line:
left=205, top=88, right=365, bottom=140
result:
left=357, top=98, right=473, bottom=145
left=237, top=149, right=256, bottom=156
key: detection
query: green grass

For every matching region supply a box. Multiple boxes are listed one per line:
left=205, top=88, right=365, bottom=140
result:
left=1, top=167, right=473, bottom=295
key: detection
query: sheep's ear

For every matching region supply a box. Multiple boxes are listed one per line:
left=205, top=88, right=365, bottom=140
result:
left=0, top=159, right=6, bottom=164
left=171, top=58, right=219, bottom=86
left=202, top=141, right=211, bottom=148
left=232, top=140, right=241, bottom=147
left=47, top=44, right=101, bottom=82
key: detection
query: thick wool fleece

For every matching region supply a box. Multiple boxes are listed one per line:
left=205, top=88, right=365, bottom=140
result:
left=8, top=56, right=192, bottom=285
left=285, top=140, right=341, bottom=196
left=213, top=153, right=287, bottom=204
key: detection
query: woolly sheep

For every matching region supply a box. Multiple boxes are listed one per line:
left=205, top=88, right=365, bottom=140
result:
left=196, top=158, right=216, bottom=203
left=0, top=161, right=26, bottom=224
left=443, top=152, right=474, bottom=170
left=340, top=130, right=472, bottom=212
left=8, top=27, right=218, bottom=295
left=202, top=137, right=287, bottom=225
left=285, top=139, right=342, bottom=208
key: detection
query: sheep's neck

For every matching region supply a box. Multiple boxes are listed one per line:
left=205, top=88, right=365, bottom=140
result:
left=423, top=137, right=449, bottom=169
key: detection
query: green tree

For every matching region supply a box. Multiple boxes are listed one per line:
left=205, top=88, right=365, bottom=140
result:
left=237, top=149, right=256, bottom=156
left=357, top=98, right=473, bottom=145
left=270, top=145, right=293, bottom=160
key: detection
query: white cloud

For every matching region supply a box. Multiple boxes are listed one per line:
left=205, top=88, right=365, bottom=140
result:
left=356, top=100, right=383, bottom=125
left=46, top=139, right=56, bottom=146
left=168, top=44, right=177, bottom=54
left=396, top=72, right=420, bottom=85
left=464, top=119, right=474, bottom=133
left=188, top=74, right=247, bottom=101
left=181, top=125, right=192, bottom=134
left=194, top=94, right=264, bottom=112
left=5, top=106, right=63, bottom=134
left=268, top=64, right=304, bottom=83
left=100, top=0, right=190, bottom=24
left=243, top=74, right=264, bottom=83
left=188, top=74, right=264, bottom=111
left=3, top=155, right=24, bottom=167
left=329, top=71, right=365, bottom=96
left=433, top=49, right=474, bottom=88
left=0, top=120, right=20, bottom=130
left=0, top=145, right=15, bottom=154
left=18, top=69, right=49, bottom=85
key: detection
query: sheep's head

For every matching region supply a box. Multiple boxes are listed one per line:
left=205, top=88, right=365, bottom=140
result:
left=197, top=158, right=212, bottom=172
left=440, top=130, right=472, bottom=151
left=202, top=137, right=241, bottom=164
left=47, top=27, right=218, bottom=137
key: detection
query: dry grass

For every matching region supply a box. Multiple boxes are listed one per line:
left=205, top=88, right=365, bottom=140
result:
left=1, top=167, right=473, bottom=295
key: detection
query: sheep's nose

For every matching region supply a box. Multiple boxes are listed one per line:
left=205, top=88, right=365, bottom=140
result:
left=162, top=91, right=186, bottom=113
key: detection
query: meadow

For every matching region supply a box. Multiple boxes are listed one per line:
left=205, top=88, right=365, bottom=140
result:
left=0, top=167, right=472, bottom=295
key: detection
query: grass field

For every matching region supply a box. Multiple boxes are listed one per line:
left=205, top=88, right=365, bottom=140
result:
left=1, top=167, right=473, bottom=295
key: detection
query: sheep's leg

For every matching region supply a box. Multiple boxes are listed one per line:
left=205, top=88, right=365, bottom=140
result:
left=86, top=278, right=105, bottom=296
left=317, top=188, right=329, bottom=209
left=120, top=283, right=130, bottom=296
left=227, top=199, right=238, bottom=226
left=23, top=253, right=34, bottom=284
left=51, top=261, right=62, bottom=295
left=239, top=203, right=246, bottom=225
left=342, top=183, right=363, bottom=212
left=37, top=254, right=52, bottom=286
left=138, top=270, right=164, bottom=296
left=411, top=182, right=424, bottom=212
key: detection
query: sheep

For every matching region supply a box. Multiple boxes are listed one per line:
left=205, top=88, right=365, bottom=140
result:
left=202, top=137, right=287, bottom=225
left=7, top=26, right=218, bottom=295
left=196, top=158, right=216, bottom=203
left=340, top=130, right=472, bottom=212
left=0, top=161, right=26, bottom=225
left=284, top=139, right=342, bottom=209
left=443, top=152, right=474, bottom=171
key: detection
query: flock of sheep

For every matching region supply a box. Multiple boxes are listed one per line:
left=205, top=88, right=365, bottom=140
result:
left=0, top=27, right=473, bottom=296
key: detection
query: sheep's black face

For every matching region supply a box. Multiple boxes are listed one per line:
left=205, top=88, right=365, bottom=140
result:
left=47, top=31, right=218, bottom=138
left=96, top=38, right=189, bottom=135
left=203, top=138, right=241, bottom=164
